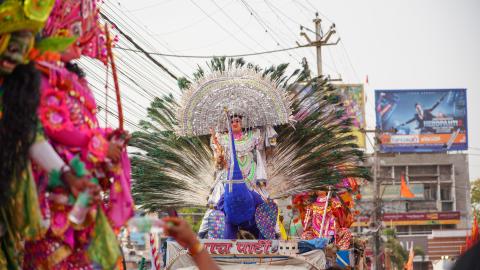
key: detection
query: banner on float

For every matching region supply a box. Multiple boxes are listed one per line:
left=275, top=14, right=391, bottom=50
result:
left=375, top=89, right=468, bottom=152
left=201, top=239, right=279, bottom=256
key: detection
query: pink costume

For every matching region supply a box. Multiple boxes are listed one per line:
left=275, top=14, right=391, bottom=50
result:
left=23, top=0, right=133, bottom=269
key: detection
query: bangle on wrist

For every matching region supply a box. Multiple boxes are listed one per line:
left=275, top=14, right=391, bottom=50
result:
left=188, top=241, right=204, bottom=257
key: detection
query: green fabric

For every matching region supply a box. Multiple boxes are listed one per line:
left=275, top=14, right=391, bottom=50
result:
left=70, top=155, right=87, bottom=177
left=0, top=84, right=44, bottom=269
left=35, top=36, right=76, bottom=53
left=47, top=168, right=64, bottom=189
left=87, top=209, right=120, bottom=269
left=48, top=158, right=91, bottom=190
left=0, top=164, right=45, bottom=269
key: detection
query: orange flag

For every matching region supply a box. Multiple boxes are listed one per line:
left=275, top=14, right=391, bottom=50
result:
left=404, top=243, right=414, bottom=270
left=400, top=174, right=415, bottom=198
left=472, top=214, right=479, bottom=243
left=464, top=214, right=479, bottom=252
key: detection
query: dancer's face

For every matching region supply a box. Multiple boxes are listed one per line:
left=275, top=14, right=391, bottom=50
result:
left=0, top=31, right=34, bottom=75
left=231, top=116, right=242, bottom=133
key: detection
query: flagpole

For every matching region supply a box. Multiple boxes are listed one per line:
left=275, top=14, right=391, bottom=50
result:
left=319, top=186, right=333, bottom=237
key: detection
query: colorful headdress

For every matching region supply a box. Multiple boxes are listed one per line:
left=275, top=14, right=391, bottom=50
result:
left=0, top=0, right=55, bottom=35
left=176, top=68, right=292, bottom=136
left=41, top=0, right=107, bottom=61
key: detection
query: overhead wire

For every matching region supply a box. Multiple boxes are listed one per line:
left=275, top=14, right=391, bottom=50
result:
left=209, top=0, right=280, bottom=65
left=237, top=0, right=301, bottom=64
left=79, top=63, right=148, bottom=120
left=114, top=45, right=308, bottom=58
left=102, top=1, right=190, bottom=80
left=100, top=12, right=178, bottom=81
left=125, top=0, right=176, bottom=13
left=107, top=1, right=201, bottom=81
left=292, top=0, right=358, bottom=81
left=263, top=0, right=339, bottom=75
left=148, top=1, right=236, bottom=36
left=113, top=51, right=175, bottom=97
left=262, top=0, right=316, bottom=60
left=189, top=0, right=275, bottom=65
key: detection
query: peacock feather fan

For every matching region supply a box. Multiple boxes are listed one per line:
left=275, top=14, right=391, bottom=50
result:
left=130, top=57, right=371, bottom=212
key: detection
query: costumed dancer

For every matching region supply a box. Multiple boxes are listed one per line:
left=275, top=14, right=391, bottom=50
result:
left=23, top=0, right=133, bottom=269
left=292, top=177, right=358, bottom=249
left=130, top=58, right=370, bottom=242
left=198, top=111, right=278, bottom=239
left=0, top=0, right=98, bottom=268
left=175, top=63, right=292, bottom=240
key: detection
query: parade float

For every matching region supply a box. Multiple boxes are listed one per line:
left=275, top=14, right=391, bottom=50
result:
left=131, top=58, right=371, bottom=269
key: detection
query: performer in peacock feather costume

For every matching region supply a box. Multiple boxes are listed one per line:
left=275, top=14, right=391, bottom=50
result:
left=130, top=57, right=370, bottom=240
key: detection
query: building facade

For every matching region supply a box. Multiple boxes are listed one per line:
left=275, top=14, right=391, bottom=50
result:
left=355, top=153, right=471, bottom=269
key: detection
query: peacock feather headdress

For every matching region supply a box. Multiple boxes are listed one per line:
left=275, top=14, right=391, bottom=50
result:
left=176, top=58, right=292, bottom=136
left=130, top=57, right=371, bottom=211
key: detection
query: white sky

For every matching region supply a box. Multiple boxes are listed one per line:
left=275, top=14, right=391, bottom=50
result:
left=108, top=0, right=480, bottom=179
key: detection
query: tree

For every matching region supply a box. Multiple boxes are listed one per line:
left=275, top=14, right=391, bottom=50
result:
left=471, top=178, right=480, bottom=214
left=383, top=228, right=425, bottom=270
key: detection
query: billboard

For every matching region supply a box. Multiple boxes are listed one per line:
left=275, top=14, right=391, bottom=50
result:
left=375, top=89, right=467, bottom=152
left=335, top=84, right=366, bottom=148
left=293, top=83, right=366, bottom=148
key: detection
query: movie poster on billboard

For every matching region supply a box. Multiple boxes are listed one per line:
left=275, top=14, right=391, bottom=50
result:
left=292, top=83, right=366, bottom=148
left=375, top=89, right=468, bottom=152
left=335, top=84, right=366, bottom=148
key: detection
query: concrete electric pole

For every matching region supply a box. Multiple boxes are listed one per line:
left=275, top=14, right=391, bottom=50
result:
left=298, top=13, right=340, bottom=78
left=362, top=128, right=383, bottom=270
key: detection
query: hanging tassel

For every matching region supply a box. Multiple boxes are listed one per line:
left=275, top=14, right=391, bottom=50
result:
left=255, top=149, right=267, bottom=182
left=265, top=125, right=278, bottom=147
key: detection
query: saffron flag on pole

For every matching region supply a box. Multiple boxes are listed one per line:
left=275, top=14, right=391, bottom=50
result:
left=463, top=214, right=479, bottom=252
left=404, top=242, right=414, bottom=270
left=400, top=174, right=415, bottom=198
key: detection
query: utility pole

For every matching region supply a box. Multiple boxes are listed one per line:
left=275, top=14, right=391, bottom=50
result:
left=372, top=129, right=382, bottom=270
left=361, top=128, right=387, bottom=270
left=298, top=13, right=340, bottom=78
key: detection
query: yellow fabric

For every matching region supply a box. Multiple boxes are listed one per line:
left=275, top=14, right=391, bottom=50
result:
left=278, top=212, right=288, bottom=240
left=0, top=0, right=55, bottom=35
left=0, top=34, right=10, bottom=55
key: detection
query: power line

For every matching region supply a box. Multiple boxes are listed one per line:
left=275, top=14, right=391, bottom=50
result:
left=149, top=0, right=236, bottom=36
left=125, top=0, right=175, bottom=13
left=114, top=45, right=307, bottom=59
left=100, top=12, right=178, bottom=80
left=189, top=0, right=276, bottom=65
left=238, top=0, right=300, bottom=63
left=209, top=0, right=278, bottom=65
left=102, top=2, right=191, bottom=80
